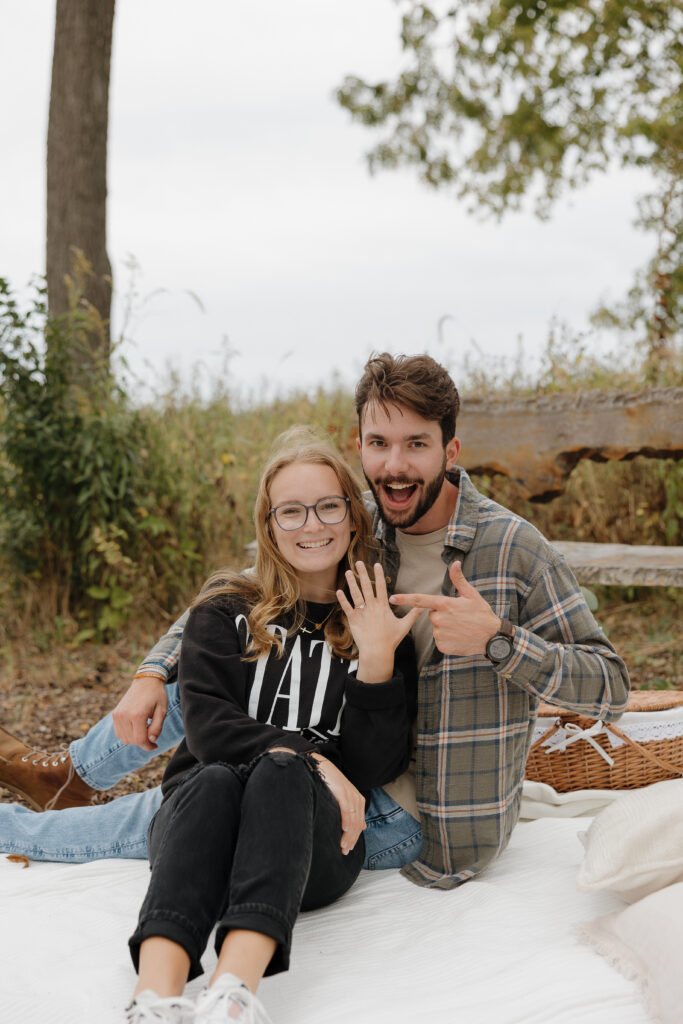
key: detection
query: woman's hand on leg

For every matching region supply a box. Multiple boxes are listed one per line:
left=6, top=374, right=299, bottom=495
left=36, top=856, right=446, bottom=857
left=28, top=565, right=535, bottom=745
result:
left=266, top=749, right=365, bottom=855
left=309, top=754, right=365, bottom=855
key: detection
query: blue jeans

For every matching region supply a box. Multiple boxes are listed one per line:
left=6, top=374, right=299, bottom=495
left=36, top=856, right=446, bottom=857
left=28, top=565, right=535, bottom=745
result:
left=363, top=785, right=424, bottom=870
left=0, top=682, right=423, bottom=868
left=69, top=680, right=186, bottom=788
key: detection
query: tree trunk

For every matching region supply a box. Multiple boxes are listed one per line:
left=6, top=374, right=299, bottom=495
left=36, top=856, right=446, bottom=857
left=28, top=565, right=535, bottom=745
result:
left=46, top=0, right=115, bottom=380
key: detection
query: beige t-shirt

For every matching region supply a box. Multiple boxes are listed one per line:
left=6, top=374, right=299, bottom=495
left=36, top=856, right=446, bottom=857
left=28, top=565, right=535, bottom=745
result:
left=382, top=526, right=447, bottom=821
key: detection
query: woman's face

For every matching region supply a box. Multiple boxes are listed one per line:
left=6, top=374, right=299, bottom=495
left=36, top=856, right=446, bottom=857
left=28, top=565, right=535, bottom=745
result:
left=268, top=462, right=354, bottom=598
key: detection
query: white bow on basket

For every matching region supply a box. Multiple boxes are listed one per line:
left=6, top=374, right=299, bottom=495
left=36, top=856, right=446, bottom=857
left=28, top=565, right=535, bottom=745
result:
left=542, top=719, right=616, bottom=767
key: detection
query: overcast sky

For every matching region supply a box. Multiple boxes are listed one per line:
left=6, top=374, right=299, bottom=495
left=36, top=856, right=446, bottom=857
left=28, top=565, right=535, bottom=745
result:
left=2, top=0, right=654, bottom=403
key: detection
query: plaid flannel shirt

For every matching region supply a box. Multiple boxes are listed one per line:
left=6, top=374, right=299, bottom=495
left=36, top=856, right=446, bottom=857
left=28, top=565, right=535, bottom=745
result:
left=135, top=611, right=186, bottom=683
left=135, top=467, right=629, bottom=891
left=372, top=468, right=629, bottom=889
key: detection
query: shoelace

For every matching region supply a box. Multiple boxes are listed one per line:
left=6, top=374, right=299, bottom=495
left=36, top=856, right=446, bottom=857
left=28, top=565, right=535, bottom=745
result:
left=20, top=748, right=69, bottom=769
left=19, top=746, right=76, bottom=811
left=195, top=980, right=267, bottom=1024
left=126, top=994, right=195, bottom=1023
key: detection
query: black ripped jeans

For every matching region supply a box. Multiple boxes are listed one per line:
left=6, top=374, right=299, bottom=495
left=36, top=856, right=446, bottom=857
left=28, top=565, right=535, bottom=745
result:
left=128, top=753, right=365, bottom=979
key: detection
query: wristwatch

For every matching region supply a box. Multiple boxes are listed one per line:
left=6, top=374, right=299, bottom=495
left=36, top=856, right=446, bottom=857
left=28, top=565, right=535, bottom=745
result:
left=485, top=618, right=515, bottom=665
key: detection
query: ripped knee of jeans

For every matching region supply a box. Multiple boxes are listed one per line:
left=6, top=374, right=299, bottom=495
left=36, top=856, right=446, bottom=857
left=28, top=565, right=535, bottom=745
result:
left=265, top=749, right=298, bottom=768
left=262, top=749, right=322, bottom=780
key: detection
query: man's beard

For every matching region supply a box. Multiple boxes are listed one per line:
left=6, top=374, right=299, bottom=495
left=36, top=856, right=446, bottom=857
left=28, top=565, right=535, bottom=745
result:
left=366, top=453, right=447, bottom=530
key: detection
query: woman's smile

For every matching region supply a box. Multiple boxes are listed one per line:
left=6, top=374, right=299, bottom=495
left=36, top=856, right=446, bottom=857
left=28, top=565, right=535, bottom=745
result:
left=268, top=462, right=354, bottom=600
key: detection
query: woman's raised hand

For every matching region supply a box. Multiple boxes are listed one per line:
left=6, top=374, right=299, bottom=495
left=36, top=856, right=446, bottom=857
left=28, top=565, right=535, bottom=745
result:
left=337, top=561, right=423, bottom=684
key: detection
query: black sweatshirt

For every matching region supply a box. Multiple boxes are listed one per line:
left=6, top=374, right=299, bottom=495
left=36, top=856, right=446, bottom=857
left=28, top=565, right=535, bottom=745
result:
left=161, top=597, right=417, bottom=799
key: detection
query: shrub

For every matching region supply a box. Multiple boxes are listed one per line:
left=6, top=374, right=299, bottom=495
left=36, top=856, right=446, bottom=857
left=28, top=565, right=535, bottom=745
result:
left=0, top=278, right=158, bottom=635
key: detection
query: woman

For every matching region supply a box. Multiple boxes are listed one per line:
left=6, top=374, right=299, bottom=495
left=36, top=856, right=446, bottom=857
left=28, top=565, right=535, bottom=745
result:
left=126, top=429, right=420, bottom=1024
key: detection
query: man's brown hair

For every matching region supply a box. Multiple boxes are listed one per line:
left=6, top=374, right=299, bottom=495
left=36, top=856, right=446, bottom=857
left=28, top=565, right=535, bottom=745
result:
left=355, top=352, right=460, bottom=444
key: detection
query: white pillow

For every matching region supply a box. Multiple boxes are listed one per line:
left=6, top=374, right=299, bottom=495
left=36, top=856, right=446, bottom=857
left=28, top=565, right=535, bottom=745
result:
left=578, top=881, right=683, bottom=1024
left=577, top=778, right=683, bottom=902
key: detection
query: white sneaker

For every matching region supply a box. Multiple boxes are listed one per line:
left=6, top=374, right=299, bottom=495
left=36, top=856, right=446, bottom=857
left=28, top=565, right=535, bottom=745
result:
left=126, top=989, right=195, bottom=1023
left=192, top=974, right=273, bottom=1024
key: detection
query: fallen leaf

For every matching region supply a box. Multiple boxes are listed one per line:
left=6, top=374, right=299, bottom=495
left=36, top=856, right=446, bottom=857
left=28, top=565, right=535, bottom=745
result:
left=7, top=854, right=30, bottom=869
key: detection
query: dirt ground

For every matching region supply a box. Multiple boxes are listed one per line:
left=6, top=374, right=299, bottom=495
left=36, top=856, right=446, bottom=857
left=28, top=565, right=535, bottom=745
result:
left=0, top=630, right=168, bottom=806
left=1, top=590, right=681, bottom=809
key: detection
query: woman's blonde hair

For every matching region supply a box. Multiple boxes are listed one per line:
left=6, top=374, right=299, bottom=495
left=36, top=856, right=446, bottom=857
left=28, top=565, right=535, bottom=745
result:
left=193, top=426, right=376, bottom=660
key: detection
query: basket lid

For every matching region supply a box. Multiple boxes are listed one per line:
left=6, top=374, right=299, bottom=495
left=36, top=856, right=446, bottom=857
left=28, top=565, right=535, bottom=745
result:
left=623, top=689, right=683, bottom=712
left=537, top=689, right=683, bottom=717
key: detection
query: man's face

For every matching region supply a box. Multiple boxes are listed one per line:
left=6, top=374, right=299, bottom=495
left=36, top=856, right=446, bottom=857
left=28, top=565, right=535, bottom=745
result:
left=358, top=402, right=460, bottom=532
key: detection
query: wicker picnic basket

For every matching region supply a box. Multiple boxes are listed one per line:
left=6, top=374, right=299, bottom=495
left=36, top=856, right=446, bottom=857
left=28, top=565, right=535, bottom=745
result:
left=525, top=690, right=683, bottom=792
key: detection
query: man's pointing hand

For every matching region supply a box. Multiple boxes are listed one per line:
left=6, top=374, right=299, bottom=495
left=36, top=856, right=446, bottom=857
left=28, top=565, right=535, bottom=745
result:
left=389, top=561, right=501, bottom=656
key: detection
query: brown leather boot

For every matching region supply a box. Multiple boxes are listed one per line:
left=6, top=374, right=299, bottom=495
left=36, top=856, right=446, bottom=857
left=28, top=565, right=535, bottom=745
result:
left=0, top=725, right=96, bottom=811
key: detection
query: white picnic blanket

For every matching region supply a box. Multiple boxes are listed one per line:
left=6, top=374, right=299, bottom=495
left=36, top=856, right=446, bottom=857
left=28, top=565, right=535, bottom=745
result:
left=0, top=816, right=651, bottom=1024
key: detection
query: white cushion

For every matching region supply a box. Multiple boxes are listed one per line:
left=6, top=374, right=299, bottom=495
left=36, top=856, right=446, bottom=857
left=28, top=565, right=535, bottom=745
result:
left=578, top=881, right=683, bottom=1024
left=577, top=778, right=683, bottom=902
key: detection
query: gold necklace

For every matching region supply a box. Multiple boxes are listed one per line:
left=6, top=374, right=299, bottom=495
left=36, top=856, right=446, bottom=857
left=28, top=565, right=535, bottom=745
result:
left=300, top=606, right=335, bottom=634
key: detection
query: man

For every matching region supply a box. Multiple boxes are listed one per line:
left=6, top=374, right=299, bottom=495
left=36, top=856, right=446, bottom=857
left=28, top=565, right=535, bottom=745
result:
left=0, top=353, right=629, bottom=888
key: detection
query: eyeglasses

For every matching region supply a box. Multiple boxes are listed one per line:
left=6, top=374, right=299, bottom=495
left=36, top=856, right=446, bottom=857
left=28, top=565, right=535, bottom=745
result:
left=269, top=496, right=350, bottom=531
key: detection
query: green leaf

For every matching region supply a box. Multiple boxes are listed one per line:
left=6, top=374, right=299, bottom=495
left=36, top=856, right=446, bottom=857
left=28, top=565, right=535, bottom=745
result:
left=110, top=586, right=134, bottom=610
left=73, top=628, right=97, bottom=645
left=137, top=515, right=170, bottom=536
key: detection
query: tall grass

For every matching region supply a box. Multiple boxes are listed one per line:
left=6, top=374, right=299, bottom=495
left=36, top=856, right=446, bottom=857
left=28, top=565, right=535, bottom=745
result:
left=478, top=457, right=682, bottom=548
left=0, top=278, right=681, bottom=645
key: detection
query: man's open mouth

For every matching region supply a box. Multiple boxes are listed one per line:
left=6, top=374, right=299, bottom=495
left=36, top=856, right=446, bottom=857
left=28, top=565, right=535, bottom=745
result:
left=380, top=481, right=419, bottom=507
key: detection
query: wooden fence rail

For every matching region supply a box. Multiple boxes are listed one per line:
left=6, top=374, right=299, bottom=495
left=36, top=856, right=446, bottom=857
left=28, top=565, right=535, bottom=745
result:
left=459, top=386, right=683, bottom=501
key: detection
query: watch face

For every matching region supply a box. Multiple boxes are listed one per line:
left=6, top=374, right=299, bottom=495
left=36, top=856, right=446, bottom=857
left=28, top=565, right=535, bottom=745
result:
left=488, top=636, right=512, bottom=662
